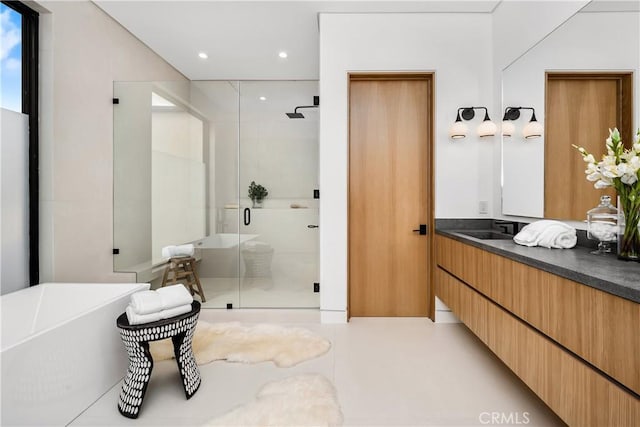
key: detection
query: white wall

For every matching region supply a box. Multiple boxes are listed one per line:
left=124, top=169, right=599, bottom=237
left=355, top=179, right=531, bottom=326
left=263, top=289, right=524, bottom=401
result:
left=492, top=0, right=590, bottom=72
left=152, top=111, right=206, bottom=263
left=1, top=109, right=30, bottom=294
left=319, top=13, right=494, bottom=320
left=38, top=1, right=186, bottom=283
left=501, top=11, right=640, bottom=218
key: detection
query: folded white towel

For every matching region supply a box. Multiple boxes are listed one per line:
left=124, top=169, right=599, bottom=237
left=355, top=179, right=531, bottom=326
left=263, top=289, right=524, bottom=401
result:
left=157, top=284, right=193, bottom=310
left=130, top=285, right=192, bottom=315
left=125, top=303, right=192, bottom=325
left=514, top=220, right=577, bottom=249
left=161, top=244, right=195, bottom=258
left=130, top=290, right=163, bottom=315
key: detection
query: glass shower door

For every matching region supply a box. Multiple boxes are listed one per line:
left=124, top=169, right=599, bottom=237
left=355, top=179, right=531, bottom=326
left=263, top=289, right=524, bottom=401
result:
left=238, top=81, right=319, bottom=308
left=189, top=81, right=241, bottom=308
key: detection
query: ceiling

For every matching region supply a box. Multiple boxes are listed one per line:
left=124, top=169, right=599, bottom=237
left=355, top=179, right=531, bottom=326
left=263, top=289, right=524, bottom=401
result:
left=94, top=1, right=501, bottom=80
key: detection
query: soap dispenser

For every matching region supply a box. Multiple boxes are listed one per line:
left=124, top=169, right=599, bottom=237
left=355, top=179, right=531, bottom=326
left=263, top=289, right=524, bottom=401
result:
left=587, top=195, right=618, bottom=255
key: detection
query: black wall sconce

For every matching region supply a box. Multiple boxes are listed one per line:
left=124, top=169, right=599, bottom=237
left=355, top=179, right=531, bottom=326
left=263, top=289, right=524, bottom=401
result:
left=449, top=106, right=497, bottom=139
left=502, top=106, right=543, bottom=139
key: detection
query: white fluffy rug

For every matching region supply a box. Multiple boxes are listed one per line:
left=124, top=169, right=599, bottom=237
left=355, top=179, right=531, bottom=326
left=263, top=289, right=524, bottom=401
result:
left=205, top=374, right=343, bottom=426
left=150, top=321, right=331, bottom=367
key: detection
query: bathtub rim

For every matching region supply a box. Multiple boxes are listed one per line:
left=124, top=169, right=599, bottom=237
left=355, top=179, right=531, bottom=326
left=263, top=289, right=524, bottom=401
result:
left=1, top=282, right=149, bottom=352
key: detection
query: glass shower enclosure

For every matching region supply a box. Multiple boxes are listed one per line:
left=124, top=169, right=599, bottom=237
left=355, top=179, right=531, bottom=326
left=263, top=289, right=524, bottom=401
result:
left=113, top=80, right=319, bottom=309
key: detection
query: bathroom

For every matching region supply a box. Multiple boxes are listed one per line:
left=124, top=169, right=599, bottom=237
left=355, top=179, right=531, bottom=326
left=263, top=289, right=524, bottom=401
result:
left=0, top=0, right=638, bottom=426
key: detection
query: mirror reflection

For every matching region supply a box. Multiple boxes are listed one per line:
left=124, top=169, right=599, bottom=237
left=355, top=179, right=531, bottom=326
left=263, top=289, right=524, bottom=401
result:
left=501, top=3, right=639, bottom=219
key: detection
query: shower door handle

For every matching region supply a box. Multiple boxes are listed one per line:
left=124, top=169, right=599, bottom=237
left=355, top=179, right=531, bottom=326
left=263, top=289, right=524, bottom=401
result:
left=244, top=208, right=250, bottom=226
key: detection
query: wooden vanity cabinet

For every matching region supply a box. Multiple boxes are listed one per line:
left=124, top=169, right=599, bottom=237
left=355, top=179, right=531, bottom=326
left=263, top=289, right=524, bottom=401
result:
left=436, top=235, right=639, bottom=426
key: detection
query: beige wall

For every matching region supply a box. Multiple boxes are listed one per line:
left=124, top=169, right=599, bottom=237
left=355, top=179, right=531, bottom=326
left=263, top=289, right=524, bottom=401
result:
left=39, top=1, right=186, bottom=283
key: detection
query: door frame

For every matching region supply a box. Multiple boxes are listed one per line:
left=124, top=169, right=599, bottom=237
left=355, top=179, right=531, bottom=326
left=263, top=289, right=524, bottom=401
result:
left=346, top=72, right=436, bottom=320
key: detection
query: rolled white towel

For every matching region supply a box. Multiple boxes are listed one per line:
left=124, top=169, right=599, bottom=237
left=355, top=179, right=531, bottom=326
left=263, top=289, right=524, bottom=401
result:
left=125, top=303, right=193, bottom=325
left=161, top=244, right=195, bottom=258
left=130, top=290, right=163, bottom=315
left=537, top=224, right=577, bottom=249
left=514, top=220, right=576, bottom=249
left=157, top=284, right=193, bottom=310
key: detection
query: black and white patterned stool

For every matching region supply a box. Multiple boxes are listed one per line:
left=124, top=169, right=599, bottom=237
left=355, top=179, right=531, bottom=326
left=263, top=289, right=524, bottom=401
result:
left=116, top=301, right=201, bottom=418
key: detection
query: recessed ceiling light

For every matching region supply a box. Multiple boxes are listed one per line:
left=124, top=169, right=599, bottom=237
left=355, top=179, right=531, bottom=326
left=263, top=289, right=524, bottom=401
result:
left=278, top=51, right=288, bottom=59
left=259, top=96, right=267, bottom=101
left=198, top=52, right=208, bottom=59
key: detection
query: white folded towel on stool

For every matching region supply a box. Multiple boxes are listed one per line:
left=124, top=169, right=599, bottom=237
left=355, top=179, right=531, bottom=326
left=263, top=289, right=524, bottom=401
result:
left=125, top=303, right=192, bottom=325
left=161, top=244, right=195, bottom=258
left=514, top=220, right=577, bottom=249
left=157, top=284, right=194, bottom=309
left=130, top=290, right=163, bottom=315
left=129, top=284, right=193, bottom=315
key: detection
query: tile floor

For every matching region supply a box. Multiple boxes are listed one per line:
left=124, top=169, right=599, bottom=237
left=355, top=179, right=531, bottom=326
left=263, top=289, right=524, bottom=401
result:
left=70, top=310, right=564, bottom=427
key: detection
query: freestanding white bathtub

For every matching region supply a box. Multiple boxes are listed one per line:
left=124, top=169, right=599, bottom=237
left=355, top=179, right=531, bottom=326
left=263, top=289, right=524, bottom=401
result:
left=1, top=282, right=150, bottom=426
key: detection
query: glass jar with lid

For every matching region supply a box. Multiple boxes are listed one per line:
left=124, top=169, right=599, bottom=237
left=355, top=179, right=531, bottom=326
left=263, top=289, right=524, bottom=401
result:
left=587, top=195, right=618, bottom=255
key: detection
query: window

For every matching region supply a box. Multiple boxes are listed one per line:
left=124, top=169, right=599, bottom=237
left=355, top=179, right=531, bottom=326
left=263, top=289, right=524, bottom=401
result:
left=0, top=2, right=22, bottom=112
left=1, top=0, right=39, bottom=285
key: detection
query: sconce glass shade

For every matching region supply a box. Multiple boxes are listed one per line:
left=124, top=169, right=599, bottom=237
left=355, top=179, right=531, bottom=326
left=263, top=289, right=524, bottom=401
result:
left=477, top=120, right=497, bottom=137
left=502, top=121, right=515, bottom=137
left=449, top=121, right=468, bottom=139
left=523, top=120, right=543, bottom=139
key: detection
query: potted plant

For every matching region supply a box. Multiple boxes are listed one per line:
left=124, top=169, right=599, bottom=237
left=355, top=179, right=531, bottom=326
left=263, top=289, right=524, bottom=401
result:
left=248, top=181, right=268, bottom=208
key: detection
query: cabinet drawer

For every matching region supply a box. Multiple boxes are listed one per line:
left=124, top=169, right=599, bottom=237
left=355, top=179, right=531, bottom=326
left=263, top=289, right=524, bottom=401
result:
left=436, top=267, right=639, bottom=427
left=436, top=235, right=639, bottom=394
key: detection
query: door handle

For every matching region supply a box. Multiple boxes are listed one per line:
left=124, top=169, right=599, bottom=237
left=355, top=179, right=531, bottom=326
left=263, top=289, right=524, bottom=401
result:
left=307, top=224, right=318, bottom=229
left=412, top=224, right=427, bottom=235
left=244, top=208, right=250, bottom=226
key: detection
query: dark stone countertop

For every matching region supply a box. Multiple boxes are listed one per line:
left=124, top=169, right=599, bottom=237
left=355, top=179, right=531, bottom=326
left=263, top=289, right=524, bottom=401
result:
left=436, top=228, right=640, bottom=304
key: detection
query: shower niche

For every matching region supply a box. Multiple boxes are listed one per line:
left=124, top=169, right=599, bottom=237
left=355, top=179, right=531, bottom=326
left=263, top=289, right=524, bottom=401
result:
left=113, top=80, right=319, bottom=309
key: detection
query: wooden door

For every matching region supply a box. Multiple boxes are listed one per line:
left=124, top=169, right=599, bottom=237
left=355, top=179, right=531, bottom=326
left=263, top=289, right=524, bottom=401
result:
left=545, top=73, right=633, bottom=220
left=348, top=75, right=432, bottom=317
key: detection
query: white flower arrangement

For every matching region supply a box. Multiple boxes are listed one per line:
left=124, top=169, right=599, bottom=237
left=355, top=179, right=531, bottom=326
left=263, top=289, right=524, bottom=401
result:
left=574, top=128, right=640, bottom=190
left=574, top=127, right=640, bottom=259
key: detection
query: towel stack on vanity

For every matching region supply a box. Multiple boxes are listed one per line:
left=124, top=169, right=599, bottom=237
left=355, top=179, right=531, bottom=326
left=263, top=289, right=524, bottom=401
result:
left=513, top=220, right=577, bottom=249
left=125, top=284, right=194, bottom=325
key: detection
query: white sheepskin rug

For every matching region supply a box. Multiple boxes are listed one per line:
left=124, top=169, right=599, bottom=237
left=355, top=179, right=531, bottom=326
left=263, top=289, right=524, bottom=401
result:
left=205, top=374, right=343, bottom=426
left=150, top=321, right=331, bottom=367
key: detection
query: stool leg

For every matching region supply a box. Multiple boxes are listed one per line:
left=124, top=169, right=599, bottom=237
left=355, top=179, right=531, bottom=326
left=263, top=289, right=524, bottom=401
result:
left=118, top=336, right=154, bottom=419
left=160, top=265, right=170, bottom=288
left=188, top=260, right=206, bottom=303
left=171, top=317, right=201, bottom=398
left=172, top=261, right=178, bottom=285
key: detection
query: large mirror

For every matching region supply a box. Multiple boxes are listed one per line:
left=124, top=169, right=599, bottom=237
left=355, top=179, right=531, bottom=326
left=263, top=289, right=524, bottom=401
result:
left=501, top=1, right=640, bottom=220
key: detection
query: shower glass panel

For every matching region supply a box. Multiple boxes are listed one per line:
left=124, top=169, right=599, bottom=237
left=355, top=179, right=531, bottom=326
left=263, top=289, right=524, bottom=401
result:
left=113, top=81, right=239, bottom=305
left=237, top=81, right=319, bottom=308
left=191, top=81, right=241, bottom=308
left=113, top=80, right=318, bottom=309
